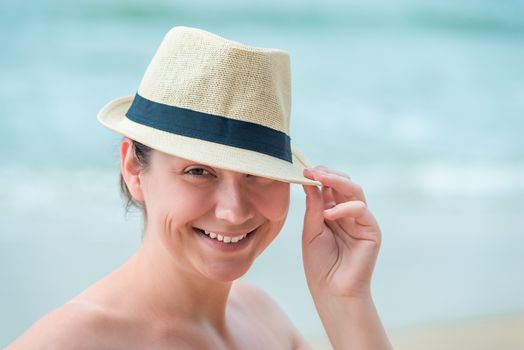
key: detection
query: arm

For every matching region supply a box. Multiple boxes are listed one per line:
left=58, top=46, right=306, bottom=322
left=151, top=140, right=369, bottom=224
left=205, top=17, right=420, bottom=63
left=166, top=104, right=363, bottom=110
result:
left=313, top=293, right=392, bottom=349
left=301, top=166, right=393, bottom=350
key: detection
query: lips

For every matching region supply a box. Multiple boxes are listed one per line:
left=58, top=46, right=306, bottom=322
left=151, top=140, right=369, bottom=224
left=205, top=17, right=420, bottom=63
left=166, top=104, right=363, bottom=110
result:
left=194, top=227, right=257, bottom=244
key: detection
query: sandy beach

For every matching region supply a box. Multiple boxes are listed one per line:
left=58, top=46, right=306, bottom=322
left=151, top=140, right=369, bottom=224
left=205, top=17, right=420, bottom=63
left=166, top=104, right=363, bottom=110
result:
left=389, top=313, right=524, bottom=350
left=309, top=312, right=524, bottom=350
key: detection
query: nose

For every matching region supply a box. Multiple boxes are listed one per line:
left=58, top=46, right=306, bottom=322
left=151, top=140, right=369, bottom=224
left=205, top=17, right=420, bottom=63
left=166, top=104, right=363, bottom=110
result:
left=213, top=176, right=255, bottom=225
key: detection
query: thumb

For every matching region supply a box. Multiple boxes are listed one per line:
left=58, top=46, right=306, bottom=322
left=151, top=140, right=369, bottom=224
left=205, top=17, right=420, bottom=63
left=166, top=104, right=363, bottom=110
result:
left=302, top=184, right=325, bottom=244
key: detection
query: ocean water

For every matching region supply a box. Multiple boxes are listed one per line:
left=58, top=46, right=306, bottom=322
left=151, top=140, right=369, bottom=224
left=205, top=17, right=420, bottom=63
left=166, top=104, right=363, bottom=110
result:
left=1, top=0, right=523, bottom=346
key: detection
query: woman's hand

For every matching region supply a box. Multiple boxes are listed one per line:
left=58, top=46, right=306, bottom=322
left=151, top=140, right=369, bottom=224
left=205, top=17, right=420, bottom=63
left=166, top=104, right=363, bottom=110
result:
left=301, top=165, right=382, bottom=300
left=301, top=166, right=393, bottom=350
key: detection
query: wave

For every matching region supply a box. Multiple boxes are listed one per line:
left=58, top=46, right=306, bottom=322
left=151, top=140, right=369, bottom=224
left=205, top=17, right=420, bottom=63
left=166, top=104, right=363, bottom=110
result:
left=351, top=162, right=524, bottom=197
left=1, top=0, right=523, bottom=36
left=1, top=162, right=522, bottom=216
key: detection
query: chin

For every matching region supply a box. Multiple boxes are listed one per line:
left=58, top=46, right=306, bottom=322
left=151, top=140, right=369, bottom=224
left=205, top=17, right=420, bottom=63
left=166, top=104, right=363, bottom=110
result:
left=201, top=262, right=253, bottom=282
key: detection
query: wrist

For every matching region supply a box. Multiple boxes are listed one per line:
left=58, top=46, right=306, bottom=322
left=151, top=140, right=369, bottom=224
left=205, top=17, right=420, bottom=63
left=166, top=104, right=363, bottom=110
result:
left=312, top=293, right=393, bottom=350
left=313, top=292, right=375, bottom=322
left=311, top=287, right=373, bottom=306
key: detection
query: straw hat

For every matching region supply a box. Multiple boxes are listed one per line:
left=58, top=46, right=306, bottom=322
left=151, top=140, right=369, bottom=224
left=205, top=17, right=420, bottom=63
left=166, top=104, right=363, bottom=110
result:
left=97, top=26, right=320, bottom=186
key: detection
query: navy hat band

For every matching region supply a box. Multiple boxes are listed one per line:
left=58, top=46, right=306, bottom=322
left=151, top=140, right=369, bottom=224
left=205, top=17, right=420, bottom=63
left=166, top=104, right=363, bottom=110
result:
left=125, top=93, right=292, bottom=162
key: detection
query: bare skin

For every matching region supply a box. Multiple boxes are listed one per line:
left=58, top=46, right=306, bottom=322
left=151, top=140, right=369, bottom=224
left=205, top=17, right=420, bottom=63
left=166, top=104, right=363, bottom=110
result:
left=7, top=138, right=310, bottom=350
left=7, top=137, right=393, bottom=349
left=7, top=274, right=306, bottom=350
left=301, top=167, right=393, bottom=349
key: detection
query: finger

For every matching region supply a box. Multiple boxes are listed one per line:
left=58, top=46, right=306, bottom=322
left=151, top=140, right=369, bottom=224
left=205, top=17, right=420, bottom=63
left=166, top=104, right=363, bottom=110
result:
left=301, top=184, right=325, bottom=244
left=314, top=165, right=351, bottom=179
left=305, top=168, right=338, bottom=209
left=322, top=186, right=337, bottom=210
left=325, top=201, right=381, bottom=242
left=327, top=217, right=377, bottom=242
left=324, top=200, right=378, bottom=227
left=309, top=170, right=367, bottom=204
left=307, top=167, right=364, bottom=208
left=303, top=167, right=317, bottom=180
left=324, top=182, right=352, bottom=210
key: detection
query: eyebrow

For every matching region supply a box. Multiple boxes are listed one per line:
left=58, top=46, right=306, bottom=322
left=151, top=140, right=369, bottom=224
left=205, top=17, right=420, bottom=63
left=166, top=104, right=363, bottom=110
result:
left=170, top=159, right=215, bottom=170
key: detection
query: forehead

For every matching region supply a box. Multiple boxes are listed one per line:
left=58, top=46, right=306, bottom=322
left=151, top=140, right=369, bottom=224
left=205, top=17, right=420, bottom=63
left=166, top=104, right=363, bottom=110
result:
left=152, top=150, right=202, bottom=171
left=152, top=149, right=246, bottom=175
left=154, top=149, right=189, bottom=164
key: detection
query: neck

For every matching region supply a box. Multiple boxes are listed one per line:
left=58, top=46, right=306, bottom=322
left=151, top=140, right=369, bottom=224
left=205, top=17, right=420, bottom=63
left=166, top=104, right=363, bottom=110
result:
left=118, top=237, right=234, bottom=334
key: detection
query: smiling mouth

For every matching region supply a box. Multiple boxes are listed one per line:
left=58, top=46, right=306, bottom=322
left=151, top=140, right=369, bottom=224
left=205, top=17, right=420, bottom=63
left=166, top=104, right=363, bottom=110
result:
left=194, top=227, right=257, bottom=244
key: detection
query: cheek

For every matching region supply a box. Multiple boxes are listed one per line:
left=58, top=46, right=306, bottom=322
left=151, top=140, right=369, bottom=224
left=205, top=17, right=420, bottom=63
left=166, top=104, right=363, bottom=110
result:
left=146, top=180, right=213, bottom=226
left=254, top=183, right=290, bottom=222
left=251, top=183, right=290, bottom=255
left=167, top=187, right=213, bottom=223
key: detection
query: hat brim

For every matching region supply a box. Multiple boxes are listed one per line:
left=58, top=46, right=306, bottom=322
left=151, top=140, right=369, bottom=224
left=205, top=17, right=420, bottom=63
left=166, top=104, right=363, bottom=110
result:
left=97, top=96, right=321, bottom=186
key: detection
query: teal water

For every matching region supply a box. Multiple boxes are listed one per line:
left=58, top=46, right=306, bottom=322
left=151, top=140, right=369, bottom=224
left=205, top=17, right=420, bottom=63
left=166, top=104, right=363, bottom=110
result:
left=1, top=0, right=524, bottom=346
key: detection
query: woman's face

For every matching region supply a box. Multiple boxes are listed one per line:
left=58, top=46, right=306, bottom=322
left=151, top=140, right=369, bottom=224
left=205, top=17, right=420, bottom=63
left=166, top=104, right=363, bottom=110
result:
left=138, top=149, right=291, bottom=282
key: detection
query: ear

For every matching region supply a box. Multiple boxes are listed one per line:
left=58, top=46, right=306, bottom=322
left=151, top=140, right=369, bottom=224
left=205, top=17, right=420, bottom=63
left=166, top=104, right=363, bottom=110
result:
left=120, top=138, right=145, bottom=202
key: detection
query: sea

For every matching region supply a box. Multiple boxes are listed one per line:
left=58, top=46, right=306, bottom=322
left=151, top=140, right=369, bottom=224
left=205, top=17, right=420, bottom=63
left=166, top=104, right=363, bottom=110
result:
left=1, top=0, right=523, bottom=346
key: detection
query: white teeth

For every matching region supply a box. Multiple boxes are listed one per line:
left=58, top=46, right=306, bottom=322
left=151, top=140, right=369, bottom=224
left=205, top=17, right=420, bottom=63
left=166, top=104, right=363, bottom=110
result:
left=201, top=229, right=250, bottom=244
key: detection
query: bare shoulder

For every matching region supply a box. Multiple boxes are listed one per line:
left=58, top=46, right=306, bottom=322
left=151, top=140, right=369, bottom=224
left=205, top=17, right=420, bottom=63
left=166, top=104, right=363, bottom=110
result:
left=6, top=300, right=120, bottom=350
left=231, top=280, right=291, bottom=324
left=231, top=280, right=312, bottom=350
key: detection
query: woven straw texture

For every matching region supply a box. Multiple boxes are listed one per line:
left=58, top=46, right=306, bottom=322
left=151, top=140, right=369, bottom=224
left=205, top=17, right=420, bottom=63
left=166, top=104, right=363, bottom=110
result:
left=138, top=26, right=291, bottom=133
left=97, top=26, right=320, bottom=186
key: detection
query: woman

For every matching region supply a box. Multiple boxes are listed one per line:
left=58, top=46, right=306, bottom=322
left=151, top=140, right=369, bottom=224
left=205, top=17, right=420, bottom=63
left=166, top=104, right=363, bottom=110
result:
left=8, top=26, right=393, bottom=349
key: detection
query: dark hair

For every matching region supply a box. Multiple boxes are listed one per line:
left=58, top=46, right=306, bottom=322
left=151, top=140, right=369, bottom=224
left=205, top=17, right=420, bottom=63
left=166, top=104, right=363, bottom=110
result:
left=119, top=137, right=154, bottom=222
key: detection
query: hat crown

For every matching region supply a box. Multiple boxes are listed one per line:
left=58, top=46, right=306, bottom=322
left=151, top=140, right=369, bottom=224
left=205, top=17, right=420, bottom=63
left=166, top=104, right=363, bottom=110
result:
left=137, top=26, right=292, bottom=133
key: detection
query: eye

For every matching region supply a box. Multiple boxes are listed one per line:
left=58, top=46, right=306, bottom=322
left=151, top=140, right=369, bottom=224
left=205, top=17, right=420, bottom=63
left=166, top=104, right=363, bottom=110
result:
left=185, top=167, right=214, bottom=178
